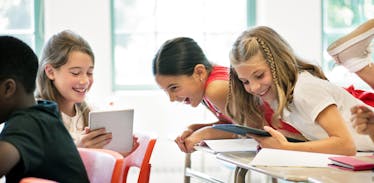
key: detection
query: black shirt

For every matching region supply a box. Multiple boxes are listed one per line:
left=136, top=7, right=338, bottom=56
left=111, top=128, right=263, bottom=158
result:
left=0, top=100, right=89, bottom=183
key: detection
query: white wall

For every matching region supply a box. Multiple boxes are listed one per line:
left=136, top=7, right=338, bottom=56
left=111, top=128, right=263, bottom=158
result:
left=43, top=0, right=323, bottom=182
left=257, top=0, right=322, bottom=64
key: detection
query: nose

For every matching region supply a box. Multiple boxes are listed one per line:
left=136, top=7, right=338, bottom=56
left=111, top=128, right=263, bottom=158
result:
left=79, top=75, right=90, bottom=85
left=246, top=81, right=261, bottom=93
left=168, top=92, right=176, bottom=102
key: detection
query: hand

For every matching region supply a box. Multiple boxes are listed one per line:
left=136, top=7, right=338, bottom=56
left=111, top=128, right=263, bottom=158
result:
left=175, top=128, right=194, bottom=153
left=351, top=105, right=374, bottom=134
left=119, top=136, right=139, bottom=157
left=247, top=126, right=288, bottom=149
left=77, top=127, right=112, bottom=148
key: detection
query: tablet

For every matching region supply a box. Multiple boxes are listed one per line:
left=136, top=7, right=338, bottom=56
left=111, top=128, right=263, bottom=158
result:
left=212, top=124, right=305, bottom=142
left=89, top=109, right=134, bottom=152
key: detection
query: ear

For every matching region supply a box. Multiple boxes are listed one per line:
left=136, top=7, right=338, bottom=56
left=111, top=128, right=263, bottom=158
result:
left=193, top=64, right=207, bottom=78
left=44, top=64, right=55, bottom=80
left=0, top=79, right=17, bottom=98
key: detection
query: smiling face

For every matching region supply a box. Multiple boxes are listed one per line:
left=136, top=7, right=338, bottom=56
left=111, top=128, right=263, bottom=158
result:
left=45, top=51, right=94, bottom=107
left=233, top=52, right=276, bottom=103
left=155, top=73, right=205, bottom=107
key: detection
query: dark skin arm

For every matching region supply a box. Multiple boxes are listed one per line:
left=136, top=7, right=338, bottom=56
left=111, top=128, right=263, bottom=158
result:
left=0, top=141, right=20, bottom=176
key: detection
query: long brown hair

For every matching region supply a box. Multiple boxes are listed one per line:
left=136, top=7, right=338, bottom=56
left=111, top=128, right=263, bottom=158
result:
left=36, top=30, right=94, bottom=127
left=226, top=26, right=327, bottom=128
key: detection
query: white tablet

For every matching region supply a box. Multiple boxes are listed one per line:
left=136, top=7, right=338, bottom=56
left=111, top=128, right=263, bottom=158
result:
left=88, top=109, right=134, bottom=152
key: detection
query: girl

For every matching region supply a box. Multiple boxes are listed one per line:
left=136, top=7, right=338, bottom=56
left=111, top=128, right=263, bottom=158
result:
left=152, top=37, right=305, bottom=153
left=36, top=30, right=137, bottom=155
left=327, top=18, right=374, bottom=140
left=153, top=37, right=236, bottom=153
left=226, top=26, right=374, bottom=155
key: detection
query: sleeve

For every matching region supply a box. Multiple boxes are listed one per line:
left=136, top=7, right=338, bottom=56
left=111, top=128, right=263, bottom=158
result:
left=292, top=74, right=336, bottom=123
left=0, top=114, right=45, bottom=173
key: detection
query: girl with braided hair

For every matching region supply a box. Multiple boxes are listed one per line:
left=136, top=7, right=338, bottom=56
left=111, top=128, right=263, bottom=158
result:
left=226, top=26, right=374, bottom=155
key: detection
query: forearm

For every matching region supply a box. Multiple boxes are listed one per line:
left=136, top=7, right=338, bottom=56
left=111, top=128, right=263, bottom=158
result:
left=282, top=137, right=356, bottom=156
left=187, top=120, right=230, bottom=132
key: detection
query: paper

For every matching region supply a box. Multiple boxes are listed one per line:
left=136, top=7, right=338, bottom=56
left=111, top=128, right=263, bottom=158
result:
left=250, top=148, right=338, bottom=167
left=197, top=139, right=258, bottom=153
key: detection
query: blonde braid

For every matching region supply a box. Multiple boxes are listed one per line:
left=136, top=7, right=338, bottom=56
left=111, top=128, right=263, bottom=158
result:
left=256, top=37, right=278, bottom=86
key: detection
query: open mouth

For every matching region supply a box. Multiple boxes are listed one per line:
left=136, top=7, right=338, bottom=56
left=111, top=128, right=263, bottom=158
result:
left=183, top=97, right=191, bottom=105
left=73, top=87, right=87, bottom=94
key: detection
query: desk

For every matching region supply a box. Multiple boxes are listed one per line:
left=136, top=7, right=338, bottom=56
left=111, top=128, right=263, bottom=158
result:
left=216, top=151, right=374, bottom=183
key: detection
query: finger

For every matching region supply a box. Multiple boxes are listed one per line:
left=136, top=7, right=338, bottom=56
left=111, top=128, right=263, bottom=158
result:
left=263, top=126, right=286, bottom=141
left=180, top=129, right=193, bottom=140
left=88, top=133, right=113, bottom=148
left=175, top=140, right=187, bottom=153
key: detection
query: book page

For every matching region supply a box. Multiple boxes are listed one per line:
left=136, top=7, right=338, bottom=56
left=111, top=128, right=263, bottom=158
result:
left=250, top=148, right=339, bottom=167
left=197, top=138, right=258, bottom=153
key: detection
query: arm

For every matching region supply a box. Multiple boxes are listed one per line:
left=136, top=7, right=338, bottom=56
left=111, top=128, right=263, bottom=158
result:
left=175, top=80, right=235, bottom=153
left=351, top=105, right=374, bottom=142
left=0, top=141, right=20, bottom=176
left=251, top=105, right=356, bottom=155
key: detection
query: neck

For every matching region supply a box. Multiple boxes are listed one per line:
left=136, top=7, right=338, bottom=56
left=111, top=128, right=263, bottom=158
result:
left=57, top=99, right=76, bottom=117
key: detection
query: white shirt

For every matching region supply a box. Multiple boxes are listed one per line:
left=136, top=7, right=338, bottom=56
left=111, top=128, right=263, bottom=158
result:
left=60, top=104, right=85, bottom=144
left=281, top=71, right=374, bottom=151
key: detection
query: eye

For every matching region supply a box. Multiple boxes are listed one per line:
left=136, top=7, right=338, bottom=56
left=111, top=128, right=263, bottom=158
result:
left=241, top=80, right=249, bottom=85
left=71, top=71, right=80, bottom=76
left=169, top=86, right=178, bottom=92
left=255, top=73, right=264, bottom=79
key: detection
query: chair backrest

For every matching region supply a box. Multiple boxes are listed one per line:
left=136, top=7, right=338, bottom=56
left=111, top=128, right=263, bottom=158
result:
left=19, top=177, right=57, bottom=183
left=122, top=132, right=157, bottom=183
left=78, top=148, right=124, bottom=183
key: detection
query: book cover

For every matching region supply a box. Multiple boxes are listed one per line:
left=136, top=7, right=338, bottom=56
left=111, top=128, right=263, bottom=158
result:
left=329, top=155, right=374, bottom=171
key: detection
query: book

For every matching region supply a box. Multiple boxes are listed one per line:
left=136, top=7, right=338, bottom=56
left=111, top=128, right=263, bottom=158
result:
left=194, top=139, right=259, bottom=154
left=212, top=124, right=305, bottom=142
left=250, top=148, right=335, bottom=167
left=329, top=155, right=374, bottom=171
left=89, top=109, right=134, bottom=152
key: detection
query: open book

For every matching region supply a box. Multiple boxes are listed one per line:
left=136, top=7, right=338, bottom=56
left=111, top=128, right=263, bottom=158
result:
left=250, top=148, right=338, bottom=167
left=194, top=139, right=259, bottom=154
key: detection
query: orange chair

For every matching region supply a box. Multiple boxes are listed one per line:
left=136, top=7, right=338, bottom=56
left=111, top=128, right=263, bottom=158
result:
left=78, top=148, right=124, bottom=183
left=19, top=177, right=57, bottom=183
left=122, top=132, right=157, bottom=183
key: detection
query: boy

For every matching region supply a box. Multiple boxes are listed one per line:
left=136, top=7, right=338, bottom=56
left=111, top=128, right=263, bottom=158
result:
left=0, top=36, right=89, bottom=183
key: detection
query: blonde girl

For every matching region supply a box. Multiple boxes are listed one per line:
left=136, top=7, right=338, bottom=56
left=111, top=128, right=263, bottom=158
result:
left=227, top=26, right=374, bottom=155
left=36, top=30, right=112, bottom=148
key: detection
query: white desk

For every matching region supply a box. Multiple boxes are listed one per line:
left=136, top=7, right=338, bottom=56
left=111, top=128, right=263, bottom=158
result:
left=216, top=151, right=374, bottom=183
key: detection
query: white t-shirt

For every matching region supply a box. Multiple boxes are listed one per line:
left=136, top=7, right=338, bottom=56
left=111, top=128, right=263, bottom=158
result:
left=281, top=71, right=374, bottom=151
left=61, top=104, right=85, bottom=144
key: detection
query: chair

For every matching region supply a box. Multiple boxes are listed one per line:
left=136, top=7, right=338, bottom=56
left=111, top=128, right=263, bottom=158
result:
left=19, top=177, right=57, bottom=183
left=122, top=132, right=157, bottom=183
left=78, top=148, right=124, bottom=183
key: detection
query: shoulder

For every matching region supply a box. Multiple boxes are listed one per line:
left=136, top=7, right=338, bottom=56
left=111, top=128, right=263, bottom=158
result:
left=205, top=80, right=229, bottom=101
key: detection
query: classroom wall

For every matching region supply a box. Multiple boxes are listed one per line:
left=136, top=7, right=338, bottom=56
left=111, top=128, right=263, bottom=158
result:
left=43, top=0, right=323, bottom=182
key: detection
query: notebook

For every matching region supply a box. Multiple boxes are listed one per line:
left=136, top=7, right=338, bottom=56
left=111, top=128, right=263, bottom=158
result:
left=89, top=109, right=134, bottom=152
left=329, top=155, right=374, bottom=171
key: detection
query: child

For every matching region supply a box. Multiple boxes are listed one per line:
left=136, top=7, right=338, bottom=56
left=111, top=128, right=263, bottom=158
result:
left=328, top=18, right=374, bottom=89
left=36, top=30, right=137, bottom=156
left=152, top=37, right=305, bottom=153
left=153, top=37, right=236, bottom=153
left=0, top=36, right=89, bottom=182
left=226, top=26, right=374, bottom=155
left=327, top=18, right=374, bottom=141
